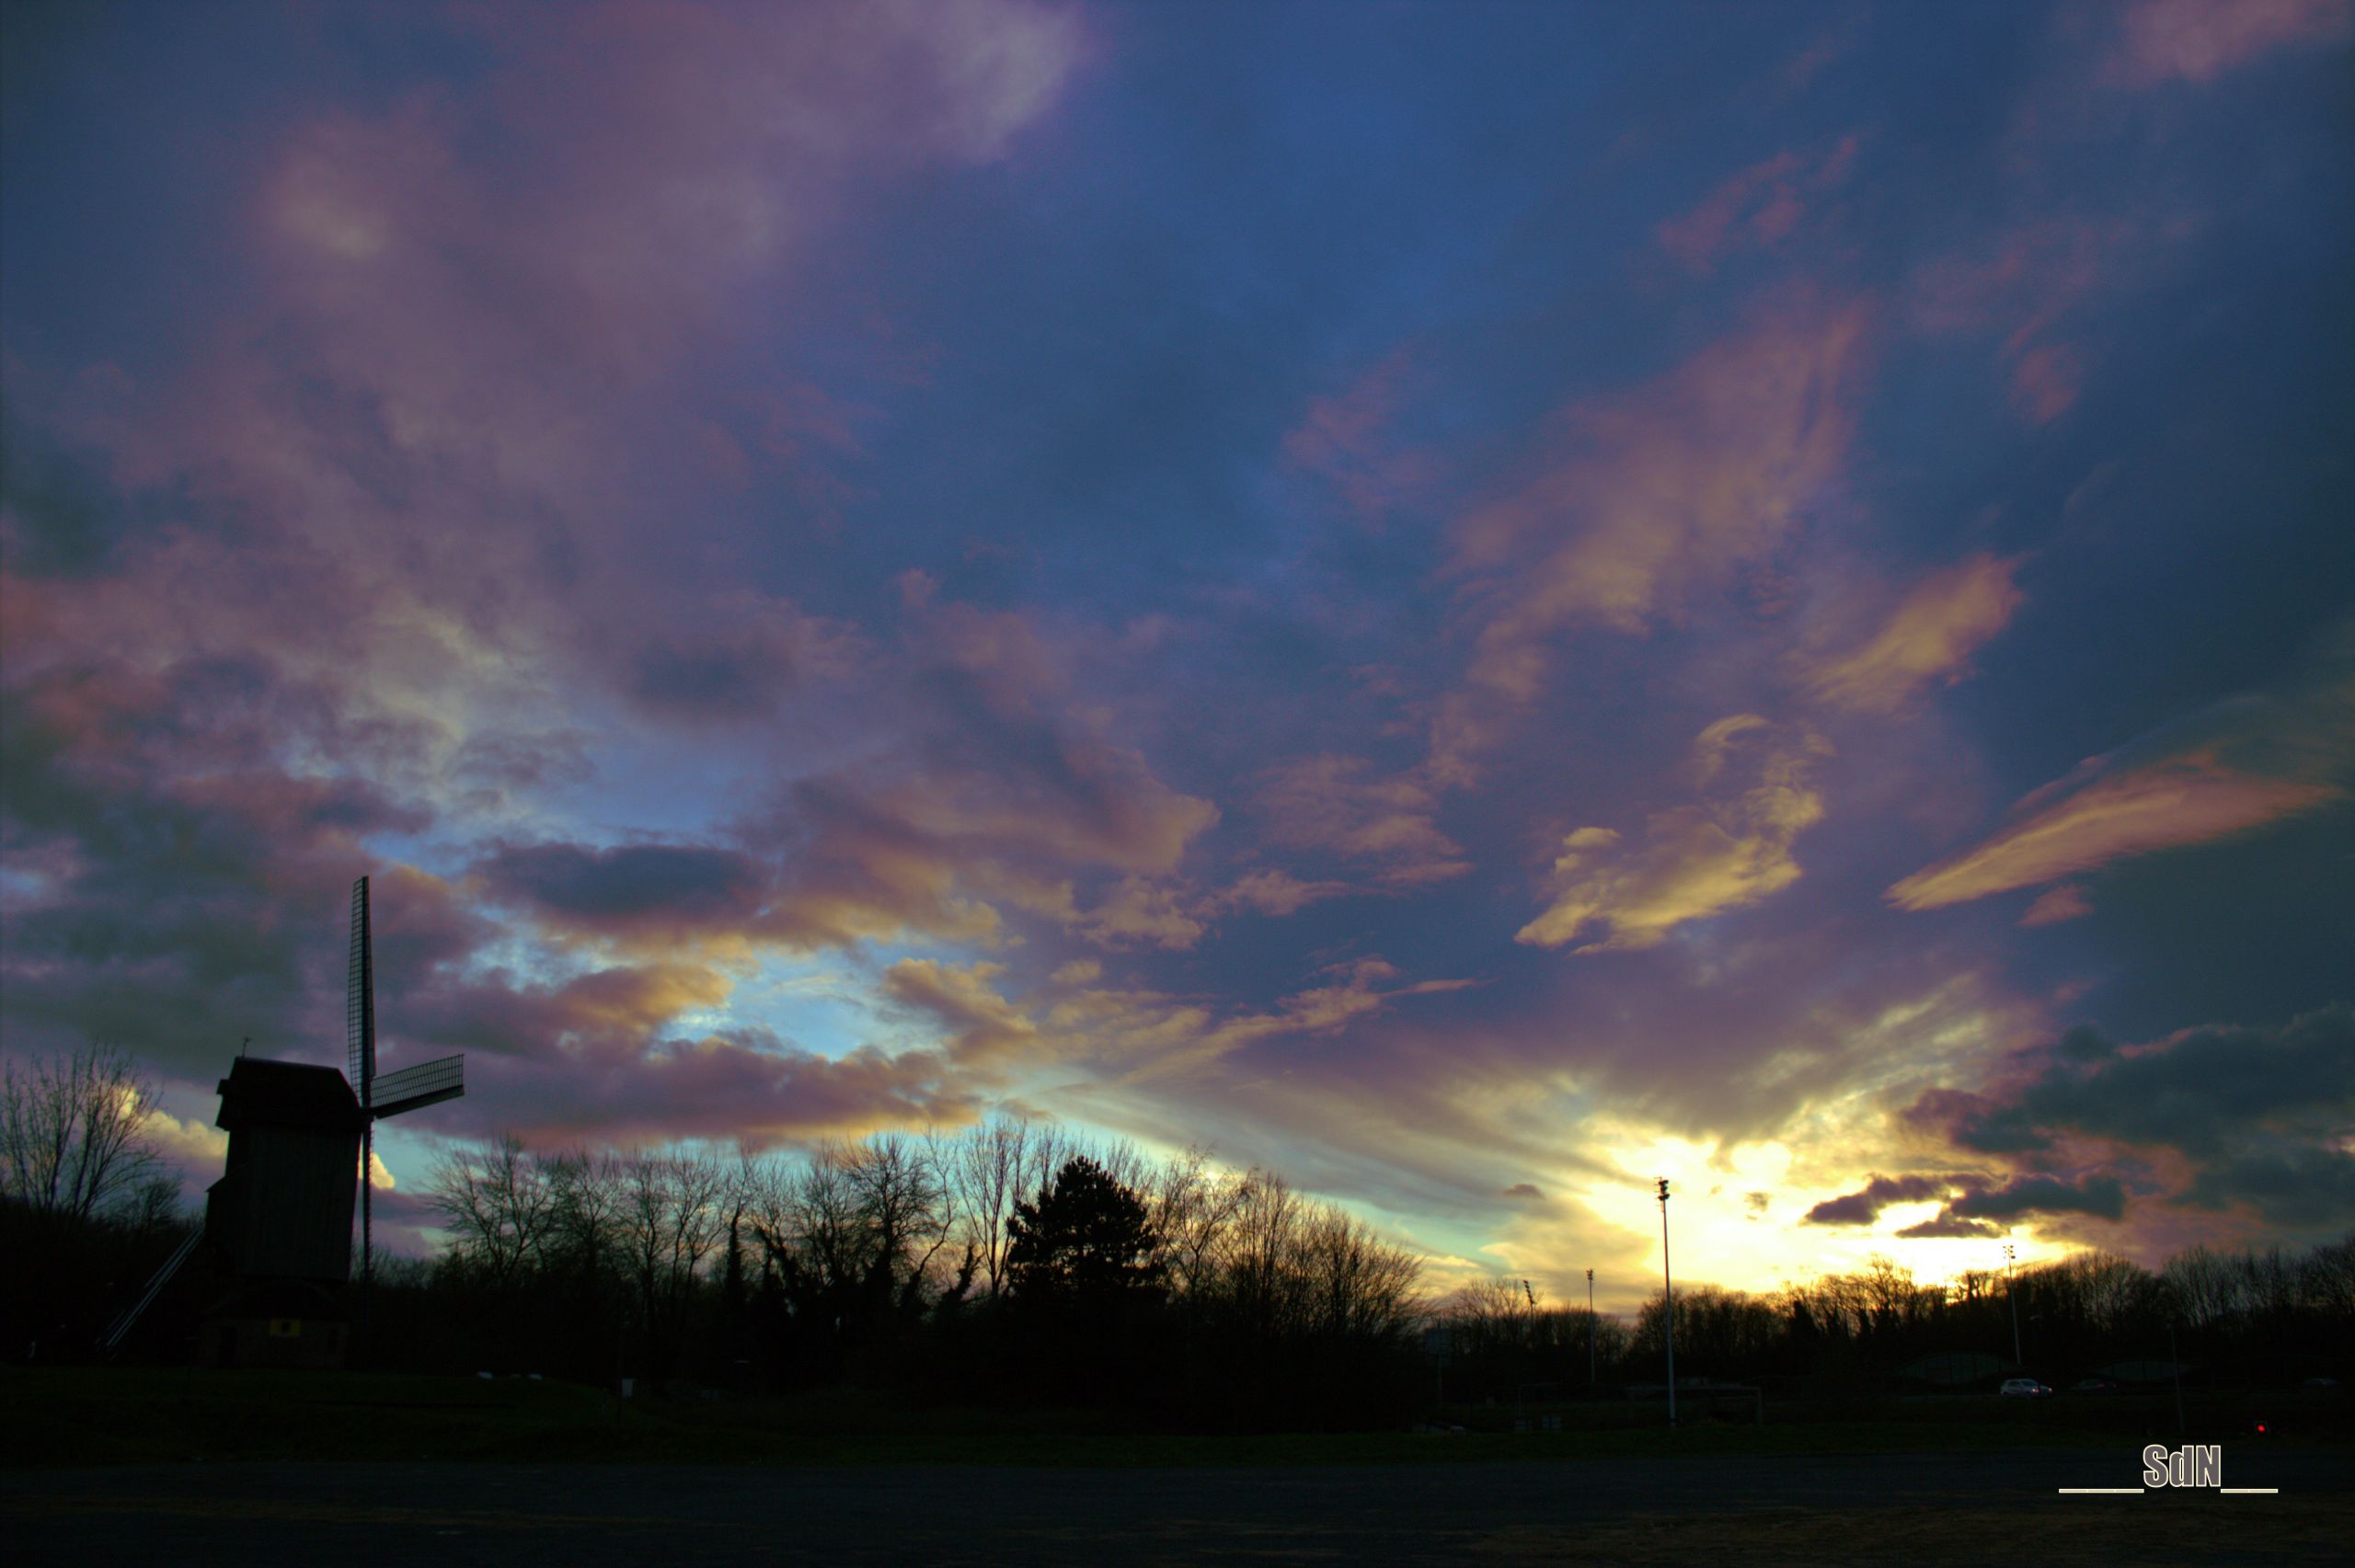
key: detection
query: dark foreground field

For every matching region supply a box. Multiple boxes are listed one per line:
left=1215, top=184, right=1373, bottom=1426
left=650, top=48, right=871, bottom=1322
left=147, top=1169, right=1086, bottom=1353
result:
left=3, top=1371, right=2347, bottom=1564
left=6, top=1451, right=2349, bottom=1566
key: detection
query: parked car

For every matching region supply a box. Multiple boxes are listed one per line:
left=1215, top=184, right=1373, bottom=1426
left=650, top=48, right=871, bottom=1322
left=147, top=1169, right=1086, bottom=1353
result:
left=1999, top=1378, right=2053, bottom=1397
left=2070, top=1378, right=2120, bottom=1394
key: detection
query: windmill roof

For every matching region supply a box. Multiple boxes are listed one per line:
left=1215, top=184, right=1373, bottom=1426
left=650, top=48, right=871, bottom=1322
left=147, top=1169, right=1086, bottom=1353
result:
left=214, top=1057, right=368, bottom=1133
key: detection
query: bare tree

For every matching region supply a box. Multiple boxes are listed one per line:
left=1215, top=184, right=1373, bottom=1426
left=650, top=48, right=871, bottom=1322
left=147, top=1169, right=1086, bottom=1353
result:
left=2163, top=1244, right=2235, bottom=1328
left=844, top=1132, right=956, bottom=1311
left=1147, top=1146, right=1245, bottom=1299
left=948, top=1117, right=1034, bottom=1297
left=426, top=1133, right=552, bottom=1287
left=1296, top=1204, right=1422, bottom=1341
left=543, top=1147, right=627, bottom=1280
left=0, top=1043, right=162, bottom=1221
left=620, top=1150, right=728, bottom=1351
left=1215, top=1168, right=1306, bottom=1335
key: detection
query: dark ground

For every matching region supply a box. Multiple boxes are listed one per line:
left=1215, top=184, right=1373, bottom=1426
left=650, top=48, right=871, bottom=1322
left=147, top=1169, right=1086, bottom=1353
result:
left=5, top=1447, right=2348, bottom=1566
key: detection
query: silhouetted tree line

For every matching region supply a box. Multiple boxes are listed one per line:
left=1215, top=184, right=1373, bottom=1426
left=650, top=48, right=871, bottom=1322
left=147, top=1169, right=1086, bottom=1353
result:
left=377, top=1120, right=1432, bottom=1428
left=7, top=1040, right=2349, bottom=1420
left=1435, top=1241, right=2355, bottom=1403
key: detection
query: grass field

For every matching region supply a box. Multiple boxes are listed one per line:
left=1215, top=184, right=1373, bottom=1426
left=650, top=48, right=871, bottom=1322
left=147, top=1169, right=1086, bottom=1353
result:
left=5, top=1367, right=2346, bottom=1470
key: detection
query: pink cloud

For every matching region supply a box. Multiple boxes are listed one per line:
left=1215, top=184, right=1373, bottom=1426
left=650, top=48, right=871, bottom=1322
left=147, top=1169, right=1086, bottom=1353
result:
left=1909, top=219, right=2125, bottom=425
left=1803, top=554, right=2027, bottom=714
left=1890, top=753, right=2342, bottom=911
left=1282, top=349, right=1441, bottom=524
left=1654, top=135, right=1857, bottom=274
left=1443, top=298, right=1870, bottom=776
left=2103, top=0, right=2352, bottom=88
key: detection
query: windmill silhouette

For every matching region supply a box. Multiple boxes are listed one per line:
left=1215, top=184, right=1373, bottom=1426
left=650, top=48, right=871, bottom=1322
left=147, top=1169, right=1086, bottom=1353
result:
left=347, top=875, right=465, bottom=1299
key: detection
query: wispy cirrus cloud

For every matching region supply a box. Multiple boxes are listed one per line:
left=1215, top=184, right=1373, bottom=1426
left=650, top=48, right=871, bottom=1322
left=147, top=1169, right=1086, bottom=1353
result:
left=1889, top=753, right=2341, bottom=911
left=1890, top=634, right=2353, bottom=910
left=1803, top=554, right=2026, bottom=714
left=1437, top=300, right=1869, bottom=778
left=1518, top=716, right=1831, bottom=952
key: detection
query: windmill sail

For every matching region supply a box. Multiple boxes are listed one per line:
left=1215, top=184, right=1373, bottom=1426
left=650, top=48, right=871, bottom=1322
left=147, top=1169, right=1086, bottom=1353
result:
left=371, top=1055, right=465, bottom=1117
left=346, top=876, right=375, bottom=1109
left=347, top=876, right=378, bottom=1295
left=344, top=874, right=464, bottom=1319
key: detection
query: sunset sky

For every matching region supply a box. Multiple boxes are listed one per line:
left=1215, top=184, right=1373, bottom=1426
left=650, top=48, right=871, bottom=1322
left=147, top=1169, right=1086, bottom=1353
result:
left=4, top=0, right=2349, bottom=1309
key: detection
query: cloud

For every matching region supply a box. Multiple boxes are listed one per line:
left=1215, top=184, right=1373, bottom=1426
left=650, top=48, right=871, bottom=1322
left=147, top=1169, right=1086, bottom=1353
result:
left=1905, top=1005, right=2355, bottom=1231
left=1215, top=869, right=1353, bottom=918
left=1282, top=349, right=1440, bottom=524
left=1804, top=555, right=2025, bottom=714
left=1804, top=1172, right=1965, bottom=1226
left=2102, top=0, right=2352, bottom=88
left=1893, top=635, right=2353, bottom=910
left=1438, top=299, right=1868, bottom=776
left=1908, top=220, right=2130, bottom=424
left=619, top=593, right=859, bottom=726
left=883, top=958, right=1040, bottom=1067
left=1518, top=717, right=1831, bottom=952
left=1806, top=1167, right=2124, bottom=1231
left=1067, top=868, right=1352, bottom=952
left=1889, top=752, right=2341, bottom=910
left=2019, top=884, right=2093, bottom=926
left=1947, top=1172, right=2127, bottom=1222
left=880, top=953, right=1477, bottom=1091
left=1257, top=754, right=1470, bottom=886
left=1894, top=1214, right=2002, bottom=1239
left=482, top=1030, right=978, bottom=1150
left=1072, top=876, right=1208, bottom=951
left=144, top=1109, right=233, bottom=1192
left=1654, top=135, right=1858, bottom=274
left=478, top=842, right=770, bottom=944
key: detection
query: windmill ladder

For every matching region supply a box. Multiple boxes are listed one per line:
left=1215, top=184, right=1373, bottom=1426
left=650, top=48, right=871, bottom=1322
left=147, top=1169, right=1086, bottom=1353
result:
left=100, top=1228, right=202, bottom=1356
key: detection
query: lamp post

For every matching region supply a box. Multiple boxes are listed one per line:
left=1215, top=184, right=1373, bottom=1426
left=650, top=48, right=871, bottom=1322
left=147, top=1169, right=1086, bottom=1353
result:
left=1658, top=1178, right=1676, bottom=1426
left=2005, top=1242, right=2023, bottom=1367
left=1587, top=1267, right=1596, bottom=1387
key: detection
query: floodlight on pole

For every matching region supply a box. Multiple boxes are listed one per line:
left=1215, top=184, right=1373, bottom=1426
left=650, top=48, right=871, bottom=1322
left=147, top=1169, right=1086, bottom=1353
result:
left=2004, top=1241, right=2022, bottom=1366
left=1658, top=1178, right=1675, bottom=1427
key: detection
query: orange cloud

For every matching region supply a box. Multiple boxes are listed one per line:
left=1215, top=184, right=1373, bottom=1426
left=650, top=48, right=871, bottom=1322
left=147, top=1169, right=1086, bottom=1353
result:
left=1805, top=554, right=2025, bottom=714
left=1065, top=867, right=1353, bottom=953
left=1519, top=716, right=1831, bottom=952
left=2020, top=884, right=2094, bottom=926
left=1890, top=753, right=2342, bottom=911
left=883, top=958, right=1040, bottom=1067
left=1258, top=753, right=1470, bottom=886
left=1074, top=876, right=1208, bottom=951
left=1450, top=300, right=1869, bottom=727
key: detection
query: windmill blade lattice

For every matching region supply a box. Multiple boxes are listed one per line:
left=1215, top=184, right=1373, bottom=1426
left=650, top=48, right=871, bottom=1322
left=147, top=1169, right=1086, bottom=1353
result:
left=346, top=876, right=376, bottom=1110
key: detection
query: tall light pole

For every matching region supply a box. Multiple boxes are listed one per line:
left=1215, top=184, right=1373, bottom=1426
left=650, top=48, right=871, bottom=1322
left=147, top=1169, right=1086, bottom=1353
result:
left=2004, top=1242, right=2023, bottom=1367
left=1658, top=1178, right=1676, bottom=1426
left=1586, top=1267, right=1596, bottom=1387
